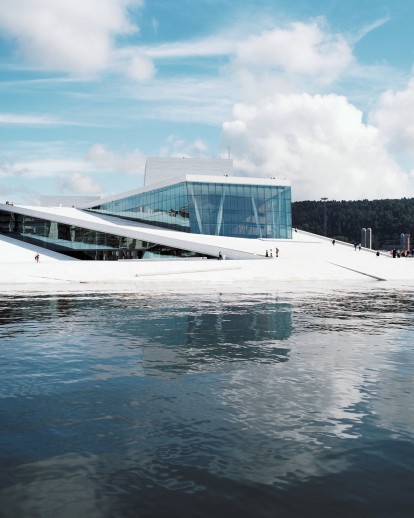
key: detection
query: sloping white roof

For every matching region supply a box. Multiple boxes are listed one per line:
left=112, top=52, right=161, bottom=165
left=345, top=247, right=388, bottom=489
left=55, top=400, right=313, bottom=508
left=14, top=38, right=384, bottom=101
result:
left=0, top=203, right=264, bottom=260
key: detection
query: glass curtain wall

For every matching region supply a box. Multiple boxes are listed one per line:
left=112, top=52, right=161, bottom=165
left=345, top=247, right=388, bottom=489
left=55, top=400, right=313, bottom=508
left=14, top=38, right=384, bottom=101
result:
left=88, top=183, right=190, bottom=232
left=0, top=210, right=210, bottom=260
left=88, top=181, right=292, bottom=239
left=187, top=182, right=292, bottom=239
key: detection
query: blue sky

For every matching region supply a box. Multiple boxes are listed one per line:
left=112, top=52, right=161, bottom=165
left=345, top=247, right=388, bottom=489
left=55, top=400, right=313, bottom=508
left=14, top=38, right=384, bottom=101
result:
left=2, top=0, right=414, bottom=204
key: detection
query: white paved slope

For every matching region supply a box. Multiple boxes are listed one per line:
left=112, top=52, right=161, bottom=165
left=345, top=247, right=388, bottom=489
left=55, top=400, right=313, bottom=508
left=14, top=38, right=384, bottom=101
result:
left=0, top=234, right=78, bottom=263
left=0, top=227, right=413, bottom=287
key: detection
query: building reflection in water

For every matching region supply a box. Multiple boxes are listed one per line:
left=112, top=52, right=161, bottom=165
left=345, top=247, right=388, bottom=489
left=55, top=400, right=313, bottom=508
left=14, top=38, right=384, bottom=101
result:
left=0, top=293, right=293, bottom=377
left=138, top=299, right=292, bottom=376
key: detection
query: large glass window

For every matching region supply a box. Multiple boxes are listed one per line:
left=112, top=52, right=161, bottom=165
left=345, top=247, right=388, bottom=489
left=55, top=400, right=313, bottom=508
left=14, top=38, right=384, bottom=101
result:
left=186, top=182, right=292, bottom=239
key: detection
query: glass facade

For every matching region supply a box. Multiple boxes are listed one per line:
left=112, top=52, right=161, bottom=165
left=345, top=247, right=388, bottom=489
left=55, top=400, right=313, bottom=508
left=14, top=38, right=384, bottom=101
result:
left=187, top=182, right=291, bottom=239
left=0, top=210, right=212, bottom=260
left=89, top=181, right=292, bottom=239
left=89, top=183, right=190, bottom=232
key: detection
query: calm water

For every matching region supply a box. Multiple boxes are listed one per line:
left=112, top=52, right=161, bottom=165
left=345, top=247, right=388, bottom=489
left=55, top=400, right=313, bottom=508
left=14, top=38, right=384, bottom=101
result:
left=1, top=283, right=414, bottom=517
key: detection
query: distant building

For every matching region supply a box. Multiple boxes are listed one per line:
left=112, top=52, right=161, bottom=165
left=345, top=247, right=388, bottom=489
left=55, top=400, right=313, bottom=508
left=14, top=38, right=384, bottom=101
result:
left=361, top=227, right=372, bottom=249
left=400, top=233, right=410, bottom=251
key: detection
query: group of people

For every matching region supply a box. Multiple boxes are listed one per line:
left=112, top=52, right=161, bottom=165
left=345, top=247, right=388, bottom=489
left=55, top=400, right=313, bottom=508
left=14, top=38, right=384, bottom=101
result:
left=391, top=248, right=413, bottom=258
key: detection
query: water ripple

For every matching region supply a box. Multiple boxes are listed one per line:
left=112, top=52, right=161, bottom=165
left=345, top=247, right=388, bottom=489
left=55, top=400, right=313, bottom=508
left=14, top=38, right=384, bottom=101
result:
left=1, top=286, right=414, bottom=516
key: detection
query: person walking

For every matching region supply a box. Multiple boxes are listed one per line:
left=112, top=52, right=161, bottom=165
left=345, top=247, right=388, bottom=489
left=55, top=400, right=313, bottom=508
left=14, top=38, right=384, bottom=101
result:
left=35, top=253, right=39, bottom=263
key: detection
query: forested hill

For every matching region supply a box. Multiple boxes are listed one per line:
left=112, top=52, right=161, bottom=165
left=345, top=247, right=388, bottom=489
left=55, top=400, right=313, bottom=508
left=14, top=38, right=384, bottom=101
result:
left=291, top=198, right=414, bottom=249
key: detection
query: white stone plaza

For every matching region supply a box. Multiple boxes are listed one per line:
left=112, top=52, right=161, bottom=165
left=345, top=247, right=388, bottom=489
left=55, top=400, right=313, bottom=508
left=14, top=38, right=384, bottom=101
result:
left=1, top=228, right=413, bottom=289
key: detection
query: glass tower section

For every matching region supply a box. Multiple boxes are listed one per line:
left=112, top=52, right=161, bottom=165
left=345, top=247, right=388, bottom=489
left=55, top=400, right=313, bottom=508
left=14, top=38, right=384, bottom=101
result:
left=89, top=181, right=292, bottom=239
left=187, top=182, right=291, bottom=239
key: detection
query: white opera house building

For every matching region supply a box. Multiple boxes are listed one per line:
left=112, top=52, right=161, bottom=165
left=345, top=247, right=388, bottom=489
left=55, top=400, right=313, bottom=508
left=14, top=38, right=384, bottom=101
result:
left=0, top=158, right=292, bottom=261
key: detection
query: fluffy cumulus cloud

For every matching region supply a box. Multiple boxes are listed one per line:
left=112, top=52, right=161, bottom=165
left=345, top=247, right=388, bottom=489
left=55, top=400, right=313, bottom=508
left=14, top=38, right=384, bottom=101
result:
left=57, top=172, right=103, bottom=194
left=0, top=0, right=153, bottom=80
left=87, top=144, right=146, bottom=175
left=222, top=93, right=412, bottom=201
left=370, top=79, right=414, bottom=159
left=233, top=19, right=353, bottom=86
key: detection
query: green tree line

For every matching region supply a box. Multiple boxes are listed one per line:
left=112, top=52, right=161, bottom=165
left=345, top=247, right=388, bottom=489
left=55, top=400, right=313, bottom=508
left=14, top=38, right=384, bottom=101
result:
left=291, top=198, right=414, bottom=249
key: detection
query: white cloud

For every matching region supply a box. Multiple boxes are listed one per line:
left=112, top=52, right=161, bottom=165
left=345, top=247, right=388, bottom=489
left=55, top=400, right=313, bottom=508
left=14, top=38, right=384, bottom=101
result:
left=141, top=35, right=236, bottom=59
left=352, top=16, right=390, bottom=44
left=0, top=113, right=97, bottom=127
left=0, top=158, right=95, bottom=178
left=370, top=79, right=414, bottom=159
left=122, top=76, right=234, bottom=124
left=160, top=135, right=210, bottom=158
left=125, top=18, right=362, bottom=109
left=87, top=144, right=146, bottom=175
left=222, top=93, right=412, bottom=201
left=231, top=19, right=353, bottom=89
left=0, top=144, right=145, bottom=186
left=86, top=144, right=117, bottom=170
left=138, top=19, right=353, bottom=80
left=125, top=52, right=156, bottom=82
left=58, top=172, right=103, bottom=194
left=0, top=114, right=57, bottom=125
left=2, top=183, right=42, bottom=205
left=115, top=48, right=156, bottom=82
left=135, top=18, right=354, bottom=95
left=0, top=0, right=152, bottom=80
